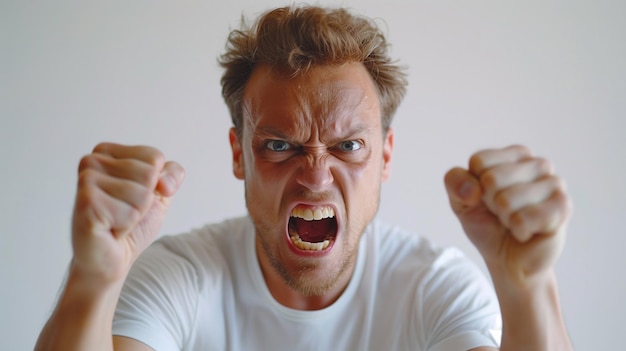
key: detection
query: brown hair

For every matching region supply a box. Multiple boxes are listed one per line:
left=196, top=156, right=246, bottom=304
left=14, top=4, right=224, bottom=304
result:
left=219, top=5, right=407, bottom=135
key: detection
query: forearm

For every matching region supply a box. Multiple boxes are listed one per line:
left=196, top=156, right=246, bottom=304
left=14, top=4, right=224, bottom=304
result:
left=489, top=267, right=572, bottom=351
left=35, top=261, right=125, bottom=351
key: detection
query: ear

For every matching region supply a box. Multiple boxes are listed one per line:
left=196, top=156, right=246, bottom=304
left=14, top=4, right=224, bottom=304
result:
left=229, top=127, right=245, bottom=180
left=381, top=127, right=394, bottom=182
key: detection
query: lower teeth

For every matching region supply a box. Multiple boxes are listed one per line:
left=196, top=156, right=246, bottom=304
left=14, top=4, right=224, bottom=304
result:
left=290, top=235, right=331, bottom=251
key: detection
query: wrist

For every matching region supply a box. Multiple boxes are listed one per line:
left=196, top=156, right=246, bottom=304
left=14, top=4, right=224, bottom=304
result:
left=486, top=261, right=555, bottom=295
left=66, top=258, right=128, bottom=298
left=487, top=267, right=572, bottom=351
left=34, top=261, right=126, bottom=351
left=55, top=261, right=126, bottom=322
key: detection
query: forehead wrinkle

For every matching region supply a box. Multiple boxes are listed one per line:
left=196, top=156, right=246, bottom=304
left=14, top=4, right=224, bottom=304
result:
left=291, top=87, right=314, bottom=140
left=242, top=99, right=260, bottom=138
left=243, top=63, right=380, bottom=144
left=242, top=65, right=309, bottom=138
left=315, top=84, right=377, bottom=141
left=243, top=100, right=312, bottom=145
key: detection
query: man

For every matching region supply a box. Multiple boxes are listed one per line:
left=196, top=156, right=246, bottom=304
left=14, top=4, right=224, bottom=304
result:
left=35, top=5, right=573, bottom=350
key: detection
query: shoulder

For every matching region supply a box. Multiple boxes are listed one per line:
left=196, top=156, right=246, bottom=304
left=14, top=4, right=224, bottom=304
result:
left=366, top=219, right=458, bottom=270
left=130, top=216, right=253, bottom=288
left=151, top=216, right=252, bottom=261
left=364, top=220, right=500, bottom=348
left=156, top=215, right=252, bottom=252
left=114, top=216, right=253, bottom=349
left=366, top=218, right=494, bottom=299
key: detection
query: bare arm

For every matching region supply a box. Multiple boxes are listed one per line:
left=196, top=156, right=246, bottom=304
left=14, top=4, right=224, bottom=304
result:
left=35, top=143, right=185, bottom=351
left=113, top=336, right=154, bottom=351
left=445, top=145, right=573, bottom=350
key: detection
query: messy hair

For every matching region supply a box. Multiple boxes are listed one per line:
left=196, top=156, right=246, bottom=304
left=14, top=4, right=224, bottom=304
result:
left=219, top=5, right=408, bottom=135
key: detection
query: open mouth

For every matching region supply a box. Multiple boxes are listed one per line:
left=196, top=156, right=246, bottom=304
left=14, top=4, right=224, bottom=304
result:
left=288, top=206, right=338, bottom=251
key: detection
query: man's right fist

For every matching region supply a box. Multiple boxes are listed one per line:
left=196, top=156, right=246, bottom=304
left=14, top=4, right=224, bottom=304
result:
left=71, top=143, right=185, bottom=284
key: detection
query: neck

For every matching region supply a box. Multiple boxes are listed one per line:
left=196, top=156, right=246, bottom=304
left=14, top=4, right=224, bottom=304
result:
left=255, top=240, right=355, bottom=310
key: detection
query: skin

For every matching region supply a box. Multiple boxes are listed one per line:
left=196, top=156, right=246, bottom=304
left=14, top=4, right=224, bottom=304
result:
left=35, top=143, right=185, bottom=351
left=35, top=62, right=572, bottom=350
left=445, top=146, right=573, bottom=350
left=230, top=62, right=393, bottom=309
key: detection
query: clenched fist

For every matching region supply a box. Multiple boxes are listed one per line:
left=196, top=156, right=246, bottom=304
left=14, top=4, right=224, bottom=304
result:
left=71, top=143, right=185, bottom=285
left=444, top=145, right=571, bottom=283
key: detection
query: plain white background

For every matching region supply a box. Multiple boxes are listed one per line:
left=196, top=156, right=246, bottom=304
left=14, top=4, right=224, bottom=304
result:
left=2, top=0, right=624, bottom=349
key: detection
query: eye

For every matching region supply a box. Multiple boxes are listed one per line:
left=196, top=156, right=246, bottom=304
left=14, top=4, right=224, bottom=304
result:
left=265, top=140, right=292, bottom=152
left=337, top=140, right=363, bottom=152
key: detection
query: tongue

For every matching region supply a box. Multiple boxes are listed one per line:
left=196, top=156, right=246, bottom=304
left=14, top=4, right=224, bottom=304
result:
left=293, top=218, right=332, bottom=243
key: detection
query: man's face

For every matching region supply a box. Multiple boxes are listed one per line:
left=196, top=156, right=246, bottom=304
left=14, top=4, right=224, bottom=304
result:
left=229, top=62, right=393, bottom=301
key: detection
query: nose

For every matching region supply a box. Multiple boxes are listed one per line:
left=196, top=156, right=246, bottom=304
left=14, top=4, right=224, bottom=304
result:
left=295, top=155, right=334, bottom=192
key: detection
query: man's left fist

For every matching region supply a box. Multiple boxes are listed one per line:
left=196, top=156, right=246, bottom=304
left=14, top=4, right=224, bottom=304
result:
left=444, top=145, right=572, bottom=280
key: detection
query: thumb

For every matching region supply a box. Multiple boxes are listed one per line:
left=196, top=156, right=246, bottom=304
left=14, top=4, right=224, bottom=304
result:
left=156, top=161, right=186, bottom=197
left=444, top=167, right=506, bottom=258
left=443, top=167, right=483, bottom=216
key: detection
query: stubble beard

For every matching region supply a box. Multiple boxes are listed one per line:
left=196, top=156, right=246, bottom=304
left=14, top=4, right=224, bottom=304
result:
left=256, top=228, right=359, bottom=297
left=245, top=179, right=382, bottom=298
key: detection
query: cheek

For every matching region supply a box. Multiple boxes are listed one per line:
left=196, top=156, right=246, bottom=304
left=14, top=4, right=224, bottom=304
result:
left=341, top=159, right=385, bottom=217
left=246, top=158, right=294, bottom=197
left=338, top=160, right=383, bottom=199
left=244, top=162, right=291, bottom=225
left=346, top=149, right=384, bottom=183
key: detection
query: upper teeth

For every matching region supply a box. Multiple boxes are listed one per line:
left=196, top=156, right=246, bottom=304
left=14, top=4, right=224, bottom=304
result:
left=291, top=207, right=335, bottom=221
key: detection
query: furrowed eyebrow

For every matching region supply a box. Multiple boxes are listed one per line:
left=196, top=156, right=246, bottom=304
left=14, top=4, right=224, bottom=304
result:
left=327, top=123, right=372, bottom=141
left=341, top=123, right=371, bottom=137
left=254, top=126, right=293, bottom=140
left=254, top=122, right=373, bottom=141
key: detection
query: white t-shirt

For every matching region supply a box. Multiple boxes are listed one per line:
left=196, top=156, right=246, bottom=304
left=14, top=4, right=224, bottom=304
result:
left=113, top=216, right=501, bottom=350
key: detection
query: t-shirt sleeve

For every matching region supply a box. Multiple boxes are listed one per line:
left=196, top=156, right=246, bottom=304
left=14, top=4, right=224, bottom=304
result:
left=112, top=241, right=200, bottom=351
left=418, top=248, right=502, bottom=351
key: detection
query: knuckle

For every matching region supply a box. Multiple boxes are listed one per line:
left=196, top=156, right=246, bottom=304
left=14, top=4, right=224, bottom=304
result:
left=144, top=147, right=165, bottom=167
left=509, top=212, right=530, bottom=241
left=494, top=190, right=512, bottom=211
left=77, top=168, right=98, bottom=187
left=510, top=144, right=531, bottom=157
left=480, top=169, right=497, bottom=188
left=92, top=142, right=106, bottom=153
left=509, top=211, right=525, bottom=231
left=469, top=153, right=486, bottom=173
left=551, top=186, right=567, bottom=201
left=551, top=175, right=567, bottom=191
left=73, top=182, right=101, bottom=215
left=92, top=142, right=114, bottom=154
left=78, top=154, right=97, bottom=172
left=124, top=158, right=157, bottom=185
left=553, top=188, right=572, bottom=215
left=141, top=167, right=160, bottom=186
left=535, top=157, right=553, bottom=174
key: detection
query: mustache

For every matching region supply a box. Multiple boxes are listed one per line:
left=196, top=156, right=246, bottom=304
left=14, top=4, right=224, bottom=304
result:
left=288, top=189, right=339, bottom=204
